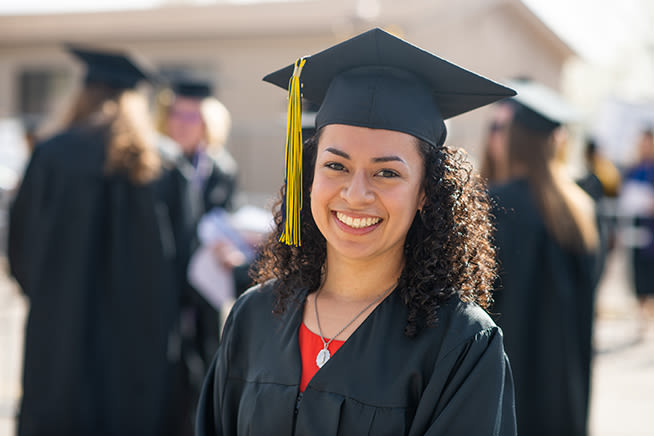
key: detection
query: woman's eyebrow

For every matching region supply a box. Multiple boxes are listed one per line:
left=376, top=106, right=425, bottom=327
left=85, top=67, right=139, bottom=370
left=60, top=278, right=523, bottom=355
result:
left=372, top=155, right=406, bottom=164
left=324, top=147, right=406, bottom=164
left=324, top=147, right=350, bottom=159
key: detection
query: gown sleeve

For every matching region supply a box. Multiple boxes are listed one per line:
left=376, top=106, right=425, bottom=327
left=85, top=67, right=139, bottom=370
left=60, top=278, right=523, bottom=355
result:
left=195, top=296, right=238, bottom=436
left=8, top=147, right=51, bottom=295
left=411, top=326, right=517, bottom=436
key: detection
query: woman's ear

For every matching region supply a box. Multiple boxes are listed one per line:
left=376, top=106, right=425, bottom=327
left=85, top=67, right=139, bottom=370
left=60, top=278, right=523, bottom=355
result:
left=418, top=190, right=426, bottom=211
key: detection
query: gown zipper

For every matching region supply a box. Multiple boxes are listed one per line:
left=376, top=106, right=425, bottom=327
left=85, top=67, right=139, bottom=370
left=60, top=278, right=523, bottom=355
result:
left=292, top=391, right=304, bottom=434
left=294, top=392, right=304, bottom=414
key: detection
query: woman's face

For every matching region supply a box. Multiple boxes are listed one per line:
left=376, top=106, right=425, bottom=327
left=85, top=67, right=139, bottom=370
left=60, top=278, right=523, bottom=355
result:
left=638, top=132, right=654, bottom=161
left=166, top=97, right=206, bottom=154
left=487, top=103, right=514, bottom=162
left=310, top=124, right=426, bottom=265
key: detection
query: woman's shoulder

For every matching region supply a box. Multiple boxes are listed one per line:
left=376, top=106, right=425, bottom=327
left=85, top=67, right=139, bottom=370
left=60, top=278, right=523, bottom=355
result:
left=236, top=280, right=275, bottom=302
left=38, top=125, right=102, bottom=146
left=227, top=281, right=284, bottom=325
left=439, top=295, right=498, bottom=334
left=34, top=127, right=105, bottom=166
left=489, top=178, right=529, bottom=205
left=490, top=179, right=543, bottom=227
left=423, top=295, right=501, bottom=352
left=33, top=129, right=76, bottom=157
left=222, top=281, right=306, bottom=347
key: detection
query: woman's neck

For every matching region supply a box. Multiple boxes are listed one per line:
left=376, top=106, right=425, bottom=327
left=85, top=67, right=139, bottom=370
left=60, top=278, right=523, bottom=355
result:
left=319, top=251, right=403, bottom=302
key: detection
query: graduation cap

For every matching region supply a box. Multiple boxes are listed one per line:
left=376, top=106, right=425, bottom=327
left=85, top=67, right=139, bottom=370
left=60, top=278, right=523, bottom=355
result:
left=263, top=27, right=516, bottom=246
left=171, top=79, right=213, bottom=99
left=505, top=78, right=579, bottom=133
left=66, top=44, right=155, bottom=89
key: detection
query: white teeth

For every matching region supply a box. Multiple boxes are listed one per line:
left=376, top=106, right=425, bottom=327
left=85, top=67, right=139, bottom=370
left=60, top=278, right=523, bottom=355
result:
left=336, top=212, right=381, bottom=229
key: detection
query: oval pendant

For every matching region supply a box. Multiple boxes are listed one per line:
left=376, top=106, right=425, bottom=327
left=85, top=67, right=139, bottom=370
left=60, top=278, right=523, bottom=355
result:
left=316, top=348, right=330, bottom=368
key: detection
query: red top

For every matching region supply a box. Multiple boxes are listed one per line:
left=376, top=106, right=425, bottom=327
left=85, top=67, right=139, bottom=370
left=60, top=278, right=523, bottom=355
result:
left=298, top=322, right=345, bottom=392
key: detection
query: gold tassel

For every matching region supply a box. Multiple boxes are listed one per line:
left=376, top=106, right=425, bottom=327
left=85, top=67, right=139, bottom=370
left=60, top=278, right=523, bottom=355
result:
left=279, top=57, right=306, bottom=246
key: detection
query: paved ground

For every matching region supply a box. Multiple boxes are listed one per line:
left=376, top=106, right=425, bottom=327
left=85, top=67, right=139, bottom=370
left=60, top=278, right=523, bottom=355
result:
left=1, top=248, right=653, bottom=435
left=0, top=257, right=24, bottom=436
left=587, top=247, right=654, bottom=436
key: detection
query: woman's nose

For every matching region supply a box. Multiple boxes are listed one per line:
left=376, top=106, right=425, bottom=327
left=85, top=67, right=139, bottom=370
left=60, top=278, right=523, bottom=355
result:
left=341, top=171, right=374, bottom=204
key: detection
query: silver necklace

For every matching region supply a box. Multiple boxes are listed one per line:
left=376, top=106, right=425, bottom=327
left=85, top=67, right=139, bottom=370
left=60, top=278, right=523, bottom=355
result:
left=313, top=282, right=397, bottom=368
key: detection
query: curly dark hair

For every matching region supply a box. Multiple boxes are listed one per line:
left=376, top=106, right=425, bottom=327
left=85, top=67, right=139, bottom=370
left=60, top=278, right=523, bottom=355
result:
left=252, top=128, right=496, bottom=337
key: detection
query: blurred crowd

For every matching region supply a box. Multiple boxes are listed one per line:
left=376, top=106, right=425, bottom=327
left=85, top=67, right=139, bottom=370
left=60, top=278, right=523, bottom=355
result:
left=2, top=46, right=270, bottom=436
left=1, top=40, right=653, bottom=436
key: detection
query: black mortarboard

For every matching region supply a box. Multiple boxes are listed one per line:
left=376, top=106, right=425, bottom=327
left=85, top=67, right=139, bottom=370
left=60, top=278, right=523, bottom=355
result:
left=506, top=78, right=579, bottom=133
left=264, top=27, right=516, bottom=147
left=262, top=27, right=515, bottom=246
left=66, top=45, right=153, bottom=89
left=172, top=79, right=213, bottom=99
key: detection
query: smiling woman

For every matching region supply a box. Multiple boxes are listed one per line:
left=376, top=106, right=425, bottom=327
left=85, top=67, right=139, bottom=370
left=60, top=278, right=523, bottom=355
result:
left=310, top=125, right=425, bottom=266
left=196, top=28, right=518, bottom=436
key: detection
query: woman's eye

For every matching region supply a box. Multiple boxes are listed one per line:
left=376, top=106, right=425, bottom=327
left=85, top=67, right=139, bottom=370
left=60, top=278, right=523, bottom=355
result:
left=325, top=162, right=345, bottom=171
left=377, top=169, right=399, bottom=178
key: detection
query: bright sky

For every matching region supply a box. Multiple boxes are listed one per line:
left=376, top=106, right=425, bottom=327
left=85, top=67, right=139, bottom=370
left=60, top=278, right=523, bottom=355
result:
left=522, top=0, right=651, bottom=65
left=0, top=0, right=650, bottom=65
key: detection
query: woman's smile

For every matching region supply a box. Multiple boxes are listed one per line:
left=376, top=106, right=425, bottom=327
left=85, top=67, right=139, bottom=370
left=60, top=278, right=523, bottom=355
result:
left=334, top=211, right=382, bottom=230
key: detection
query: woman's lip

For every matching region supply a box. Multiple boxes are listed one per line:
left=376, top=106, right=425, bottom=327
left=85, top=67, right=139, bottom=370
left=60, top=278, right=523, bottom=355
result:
left=333, top=211, right=382, bottom=232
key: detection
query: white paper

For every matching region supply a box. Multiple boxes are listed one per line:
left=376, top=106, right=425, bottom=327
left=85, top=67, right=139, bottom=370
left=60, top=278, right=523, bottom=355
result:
left=187, top=244, right=235, bottom=310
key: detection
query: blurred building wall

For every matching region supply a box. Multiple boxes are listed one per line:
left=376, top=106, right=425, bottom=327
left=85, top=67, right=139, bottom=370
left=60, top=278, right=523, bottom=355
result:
left=0, top=0, right=574, bottom=206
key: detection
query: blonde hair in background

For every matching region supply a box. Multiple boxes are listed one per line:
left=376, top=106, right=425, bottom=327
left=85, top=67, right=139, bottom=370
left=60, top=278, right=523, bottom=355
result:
left=154, top=89, right=232, bottom=153
left=508, top=123, right=599, bottom=253
left=202, top=97, right=231, bottom=152
left=61, top=83, right=160, bottom=184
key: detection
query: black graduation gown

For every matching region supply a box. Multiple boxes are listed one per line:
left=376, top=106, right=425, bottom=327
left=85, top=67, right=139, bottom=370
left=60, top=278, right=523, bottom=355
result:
left=490, top=179, right=601, bottom=436
left=196, top=283, right=517, bottom=436
left=8, top=126, right=182, bottom=436
left=195, top=150, right=252, bottom=296
left=178, top=148, right=252, bottom=372
left=179, top=149, right=238, bottom=329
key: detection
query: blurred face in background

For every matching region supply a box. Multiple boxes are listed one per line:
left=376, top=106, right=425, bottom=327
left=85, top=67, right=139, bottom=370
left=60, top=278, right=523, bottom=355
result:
left=480, top=102, right=514, bottom=184
left=166, top=96, right=206, bottom=155
left=637, top=131, right=654, bottom=162
left=487, top=103, right=514, bottom=165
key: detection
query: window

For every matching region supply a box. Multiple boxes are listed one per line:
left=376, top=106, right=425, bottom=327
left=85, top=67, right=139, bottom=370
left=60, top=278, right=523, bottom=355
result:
left=17, top=68, right=72, bottom=118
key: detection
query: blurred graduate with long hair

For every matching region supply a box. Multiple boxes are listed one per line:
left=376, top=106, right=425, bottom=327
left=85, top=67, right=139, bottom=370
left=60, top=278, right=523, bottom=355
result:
left=8, top=46, right=185, bottom=436
left=490, top=79, right=602, bottom=436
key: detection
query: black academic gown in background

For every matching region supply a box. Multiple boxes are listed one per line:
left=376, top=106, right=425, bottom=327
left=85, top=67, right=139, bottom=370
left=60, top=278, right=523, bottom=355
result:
left=196, top=283, right=517, bottom=436
left=490, top=179, right=602, bottom=436
left=8, top=126, right=182, bottom=436
left=179, top=148, right=238, bottom=352
left=194, top=149, right=252, bottom=297
left=166, top=147, right=242, bottom=433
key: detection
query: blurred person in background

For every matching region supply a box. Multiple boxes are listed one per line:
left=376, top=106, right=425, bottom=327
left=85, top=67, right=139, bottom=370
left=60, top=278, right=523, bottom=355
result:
left=619, top=127, right=654, bottom=337
left=490, top=79, right=603, bottom=436
left=582, top=137, right=622, bottom=200
left=8, top=46, right=185, bottom=436
left=577, top=136, right=622, bottom=256
left=479, top=100, right=514, bottom=187
left=577, top=138, right=609, bottom=202
left=155, top=78, right=252, bottom=428
left=197, top=28, right=517, bottom=436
